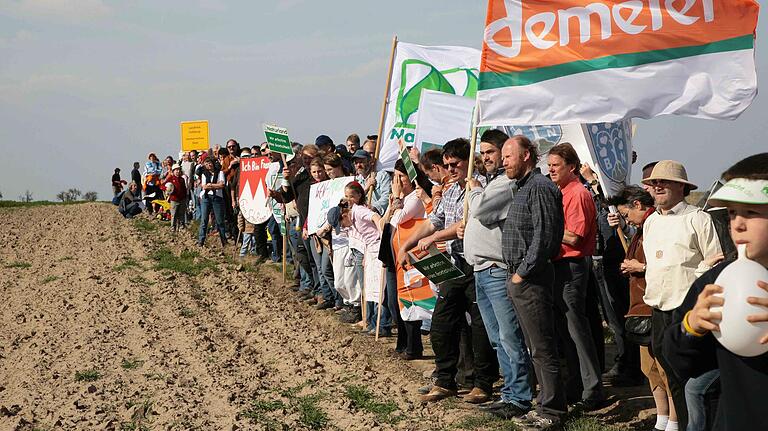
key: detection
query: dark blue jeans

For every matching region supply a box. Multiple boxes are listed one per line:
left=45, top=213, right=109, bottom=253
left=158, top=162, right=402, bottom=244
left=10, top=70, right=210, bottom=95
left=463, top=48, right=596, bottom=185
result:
left=197, top=195, right=226, bottom=245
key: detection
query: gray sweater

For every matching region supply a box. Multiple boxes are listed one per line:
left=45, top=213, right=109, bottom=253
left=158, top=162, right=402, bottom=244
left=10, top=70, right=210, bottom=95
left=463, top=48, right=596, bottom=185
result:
left=464, top=173, right=516, bottom=271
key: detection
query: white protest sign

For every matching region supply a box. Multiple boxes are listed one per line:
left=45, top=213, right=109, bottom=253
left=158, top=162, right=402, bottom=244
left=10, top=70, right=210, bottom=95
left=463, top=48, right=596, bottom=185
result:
left=306, top=176, right=355, bottom=235
left=238, top=156, right=273, bottom=224
left=414, top=89, right=475, bottom=153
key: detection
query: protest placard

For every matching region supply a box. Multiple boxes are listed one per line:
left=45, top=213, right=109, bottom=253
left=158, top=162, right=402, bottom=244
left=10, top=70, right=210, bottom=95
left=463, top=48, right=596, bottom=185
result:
left=407, top=244, right=464, bottom=285
left=392, top=218, right=438, bottom=321
left=399, top=147, right=418, bottom=182
left=306, top=176, right=355, bottom=235
left=263, top=124, right=293, bottom=155
left=180, top=120, right=209, bottom=152
left=238, top=156, right=273, bottom=224
left=414, top=90, right=475, bottom=153
left=266, top=161, right=287, bottom=235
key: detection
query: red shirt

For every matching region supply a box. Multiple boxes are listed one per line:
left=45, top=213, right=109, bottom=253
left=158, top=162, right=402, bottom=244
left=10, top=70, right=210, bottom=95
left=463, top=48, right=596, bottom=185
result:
left=557, top=178, right=597, bottom=259
left=163, top=174, right=188, bottom=202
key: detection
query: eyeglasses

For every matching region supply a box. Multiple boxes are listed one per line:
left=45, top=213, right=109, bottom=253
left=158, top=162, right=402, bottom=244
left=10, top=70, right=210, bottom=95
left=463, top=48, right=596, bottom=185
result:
left=445, top=161, right=463, bottom=169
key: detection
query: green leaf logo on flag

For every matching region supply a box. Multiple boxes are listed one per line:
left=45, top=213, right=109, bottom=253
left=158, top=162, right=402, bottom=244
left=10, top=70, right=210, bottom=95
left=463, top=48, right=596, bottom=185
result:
left=395, top=60, right=478, bottom=129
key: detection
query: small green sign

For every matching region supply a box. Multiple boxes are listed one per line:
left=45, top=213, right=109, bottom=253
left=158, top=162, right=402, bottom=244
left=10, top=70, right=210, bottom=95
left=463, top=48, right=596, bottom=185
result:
left=400, top=147, right=418, bottom=182
left=263, top=124, right=293, bottom=155
left=408, top=248, right=464, bottom=284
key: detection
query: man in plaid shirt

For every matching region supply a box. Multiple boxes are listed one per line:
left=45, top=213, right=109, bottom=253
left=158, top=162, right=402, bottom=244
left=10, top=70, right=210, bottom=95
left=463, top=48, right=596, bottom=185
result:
left=490, top=135, right=567, bottom=430
left=397, top=138, right=497, bottom=405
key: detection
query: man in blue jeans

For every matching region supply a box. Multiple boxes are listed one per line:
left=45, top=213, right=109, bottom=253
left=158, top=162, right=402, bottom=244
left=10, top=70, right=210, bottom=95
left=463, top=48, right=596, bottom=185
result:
left=197, top=157, right=228, bottom=247
left=460, top=129, right=533, bottom=418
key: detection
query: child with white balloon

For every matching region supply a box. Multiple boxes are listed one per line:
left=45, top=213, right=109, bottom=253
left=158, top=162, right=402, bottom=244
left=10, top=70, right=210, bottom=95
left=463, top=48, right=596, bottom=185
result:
left=663, top=153, right=768, bottom=431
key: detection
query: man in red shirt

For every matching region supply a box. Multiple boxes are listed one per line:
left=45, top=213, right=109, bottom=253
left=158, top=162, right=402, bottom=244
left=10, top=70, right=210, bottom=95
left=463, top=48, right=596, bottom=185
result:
left=547, top=143, right=605, bottom=411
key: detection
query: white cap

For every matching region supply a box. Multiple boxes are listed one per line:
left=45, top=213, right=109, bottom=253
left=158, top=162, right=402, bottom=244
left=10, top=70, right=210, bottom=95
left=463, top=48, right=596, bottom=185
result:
left=708, top=178, right=768, bottom=206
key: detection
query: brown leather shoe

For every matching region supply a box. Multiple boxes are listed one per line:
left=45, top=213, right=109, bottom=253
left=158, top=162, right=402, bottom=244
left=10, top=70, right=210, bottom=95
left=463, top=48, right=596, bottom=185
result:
left=420, top=386, right=457, bottom=403
left=463, top=387, right=492, bottom=404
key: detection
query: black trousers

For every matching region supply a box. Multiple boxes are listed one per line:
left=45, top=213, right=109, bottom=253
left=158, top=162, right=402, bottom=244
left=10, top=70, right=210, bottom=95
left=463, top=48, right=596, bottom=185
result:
left=386, top=269, right=423, bottom=356
left=431, top=257, right=497, bottom=393
left=553, top=257, right=605, bottom=402
left=597, top=257, right=640, bottom=374
left=507, top=263, right=567, bottom=420
left=254, top=220, right=269, bottom=259
left=652, top=308, right=688, bottom=430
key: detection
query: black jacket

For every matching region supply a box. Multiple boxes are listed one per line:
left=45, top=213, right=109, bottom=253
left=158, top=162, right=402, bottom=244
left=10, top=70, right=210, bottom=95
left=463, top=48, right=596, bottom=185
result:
left=664, top=260, right=768, bottom=431
left=279, top=168, right=311, bottom=226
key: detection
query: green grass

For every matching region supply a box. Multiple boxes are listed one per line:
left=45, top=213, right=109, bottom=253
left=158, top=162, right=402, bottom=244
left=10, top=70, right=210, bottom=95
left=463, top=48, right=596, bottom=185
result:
left=344, top=384, right=401, bottom=424
left=241, top=383, right=328, bottom=430
left=150, top=247, right=215, bottom=276
left=452, top=413, right=519, bottom=430
left=133, top=218, right=157, bottom=233
left=565, top=417, right=624, bottom=431
left=296, top=394, right=328, bottom=430
left=113, top=257, right=143, bottom=272
left=4, top=261, right=31, bottom=269
left=40, top=275, right=60, bottom=284
left=240, top=399, right=286, bottom=430
left=74, top=369, right=101, bottom=382
left=121, top=358, right=144, bottom=370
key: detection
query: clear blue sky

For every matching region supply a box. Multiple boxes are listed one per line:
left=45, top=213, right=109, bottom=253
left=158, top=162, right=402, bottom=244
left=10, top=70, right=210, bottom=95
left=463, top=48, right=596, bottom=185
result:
left=0, top=1, right=764, bottom=200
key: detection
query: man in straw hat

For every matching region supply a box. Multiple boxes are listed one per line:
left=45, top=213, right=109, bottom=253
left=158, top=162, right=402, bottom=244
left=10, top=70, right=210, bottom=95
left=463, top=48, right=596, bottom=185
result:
left=641, top=160, right=723, bottom=431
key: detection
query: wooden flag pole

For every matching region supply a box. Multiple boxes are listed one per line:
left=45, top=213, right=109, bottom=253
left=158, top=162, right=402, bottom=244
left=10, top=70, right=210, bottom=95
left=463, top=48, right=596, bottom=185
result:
left=368, top=35, right=398, bottom=203
left=463, top=104, right=480, bottom=225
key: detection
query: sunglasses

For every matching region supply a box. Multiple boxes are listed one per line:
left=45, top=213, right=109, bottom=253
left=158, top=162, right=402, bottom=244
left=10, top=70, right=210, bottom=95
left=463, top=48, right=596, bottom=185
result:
left=445, top=161, right=463, bottom=169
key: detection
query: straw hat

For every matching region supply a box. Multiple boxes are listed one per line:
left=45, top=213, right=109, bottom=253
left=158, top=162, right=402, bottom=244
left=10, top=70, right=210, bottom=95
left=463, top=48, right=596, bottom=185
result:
left=641, top=160, right=698, bottom=190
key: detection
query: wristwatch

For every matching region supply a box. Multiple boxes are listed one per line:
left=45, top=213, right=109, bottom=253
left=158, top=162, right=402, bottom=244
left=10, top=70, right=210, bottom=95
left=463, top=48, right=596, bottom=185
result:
left=588, top=179, right=598, bottom=186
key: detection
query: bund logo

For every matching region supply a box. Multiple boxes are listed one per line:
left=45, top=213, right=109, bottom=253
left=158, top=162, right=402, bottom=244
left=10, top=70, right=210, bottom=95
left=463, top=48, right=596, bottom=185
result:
left=394, top=60, right=478, bottom=130
left=585, top=121, right=631, bottom=183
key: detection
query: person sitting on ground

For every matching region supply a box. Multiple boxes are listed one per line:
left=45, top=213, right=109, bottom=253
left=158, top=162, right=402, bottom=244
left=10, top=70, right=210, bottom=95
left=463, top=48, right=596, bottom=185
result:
left=119, top=182, right=143, bottom=218
left=664, top=153, right=768, bottom=431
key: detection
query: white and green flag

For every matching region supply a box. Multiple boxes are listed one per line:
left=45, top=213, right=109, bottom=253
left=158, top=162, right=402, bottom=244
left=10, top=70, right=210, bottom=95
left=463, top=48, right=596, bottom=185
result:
left=377, top=42, right=480, bottom=171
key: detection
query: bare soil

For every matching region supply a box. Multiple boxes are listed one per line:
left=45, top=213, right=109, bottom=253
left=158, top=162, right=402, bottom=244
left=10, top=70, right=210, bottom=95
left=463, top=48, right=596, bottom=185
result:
left=0, top=203, right=656, bottom=430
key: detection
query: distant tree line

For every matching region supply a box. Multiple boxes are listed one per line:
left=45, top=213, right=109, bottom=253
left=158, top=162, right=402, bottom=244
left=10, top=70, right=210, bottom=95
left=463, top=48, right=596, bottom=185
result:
left=56, top=189, right=98, bottom=203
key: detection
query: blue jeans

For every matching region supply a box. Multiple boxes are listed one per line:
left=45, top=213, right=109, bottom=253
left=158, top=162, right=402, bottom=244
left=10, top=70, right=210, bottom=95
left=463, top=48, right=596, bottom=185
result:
left=193, top=190, right=202, bottom=221
left=197, top=195, right=226, bottom=245
left=685, top=369, right=720, bottom=431
left=309, top=237, right=335, bottom=302
left=240, top=232, right=255, bottom=257
left=475, top=266, right=533, bottom=408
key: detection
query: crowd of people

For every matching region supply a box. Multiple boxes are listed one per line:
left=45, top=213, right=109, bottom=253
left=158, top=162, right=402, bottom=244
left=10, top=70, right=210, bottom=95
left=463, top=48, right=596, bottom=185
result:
left=110, top=132, right=767, bottom=431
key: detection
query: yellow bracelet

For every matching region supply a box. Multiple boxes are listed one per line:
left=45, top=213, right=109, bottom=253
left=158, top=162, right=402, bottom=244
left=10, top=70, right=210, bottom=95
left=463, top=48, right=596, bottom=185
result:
left=683, top=311, right=706, bottom=337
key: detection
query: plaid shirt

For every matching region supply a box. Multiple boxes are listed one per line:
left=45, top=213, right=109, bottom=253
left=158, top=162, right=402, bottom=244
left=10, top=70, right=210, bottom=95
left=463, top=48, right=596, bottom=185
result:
left=502, top=168, right=564, bottom=278
left=428, top=174, right=488, bottom=257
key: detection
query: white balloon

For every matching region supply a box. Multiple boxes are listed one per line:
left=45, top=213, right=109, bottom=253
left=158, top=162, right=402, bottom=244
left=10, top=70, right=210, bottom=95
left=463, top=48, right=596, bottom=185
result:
left=713, top=245, right=768, bottom=357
